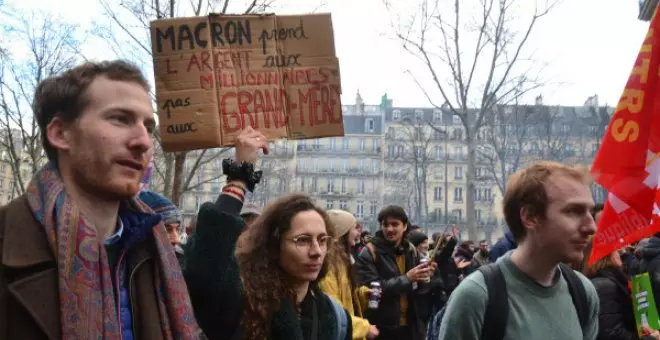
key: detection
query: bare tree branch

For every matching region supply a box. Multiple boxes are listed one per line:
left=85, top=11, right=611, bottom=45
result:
left=0, top=10, right=79, bottom=197
left=386, top=0, right=558, bottom=239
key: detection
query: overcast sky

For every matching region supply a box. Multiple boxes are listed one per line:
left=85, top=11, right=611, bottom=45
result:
left=3, top=0, right=650, bottom=108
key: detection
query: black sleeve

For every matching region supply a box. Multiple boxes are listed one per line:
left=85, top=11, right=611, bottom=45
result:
left=213, top=193, right=243, bottom=216
left=592, top=277, right=637, bottom=340
left=354, top=248, right=412, bottom=297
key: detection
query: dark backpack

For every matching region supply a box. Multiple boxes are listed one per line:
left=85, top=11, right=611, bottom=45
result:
left=426, top=262, right=589, bottom=340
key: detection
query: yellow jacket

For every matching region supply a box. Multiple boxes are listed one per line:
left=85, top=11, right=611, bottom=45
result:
left=319, top=260, right=372, bottom=340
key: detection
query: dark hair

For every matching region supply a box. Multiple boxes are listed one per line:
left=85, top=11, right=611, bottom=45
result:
left=33, top=60, right=150, bottom=162
left=592, top=203, right=604, bottom=220
left=377, top=205, right=409, bottom=225
left=236, top=193, right=335, bottom=340
left=479, top=239, right=487, bottom=244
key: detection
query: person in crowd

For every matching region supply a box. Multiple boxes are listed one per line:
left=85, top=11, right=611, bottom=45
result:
left=354, top=230, right=370, bottom=258
left=355, top=205, right=434, bottom=340
left=584, top=245, right=660, bottom=339
left=409, top=231, right=429, bottom=257
left=628, top=238, right=650, bottom=277
left=489, top=229, right=518, bottom=262
left=409, top=225, right=422, bottom=232
left=472, top=240, right=490, bottom=267
left=0, top=60, right=200, bottom=338
left=139, top=189, right=186, bottom=267
left=438, top=161, right=600, bottom=340
left=184, top=127, right=351, bottom=340
left=454, top=240, right=477, bottom=278
left=240, top=202, right=261, bottom=226
left=638, top=231, right=660, bottom=309
left=320, top=209, right=379, bottom=339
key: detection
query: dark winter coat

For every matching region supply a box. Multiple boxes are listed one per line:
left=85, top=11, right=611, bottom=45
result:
left=183, top=196, right=351, bottom=340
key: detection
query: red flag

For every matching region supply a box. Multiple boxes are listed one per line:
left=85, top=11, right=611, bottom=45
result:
left=589, top=8, right=660, bottom=264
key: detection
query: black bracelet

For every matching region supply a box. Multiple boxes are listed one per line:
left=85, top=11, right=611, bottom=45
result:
left=222, top=158, right=262, bottom=193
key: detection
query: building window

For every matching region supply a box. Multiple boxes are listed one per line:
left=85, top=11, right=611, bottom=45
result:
left=342, top=159, right=348, bottom=172
left=372, top=159, right=379, bottom=173
left=359, top=138, right=366, bottom=151
left=435, top=146, right=443, bottom=160
left=327, top=179, right=335, bottom=193
left=433, top=110, right=442, bottom=121
left=453, top=209, right=463, bottom=220
left=340, top=199, right=348, bottom=210
left=455, top=166, right=463, bottom=179
left=372, top=139, right=380, bottom=152
left=356, top=201, right=364, bottom=218
left=454, top=187, right=463, bottom=201
left=313, top=139, right=321, bottom=150
left=330, top=138, right=337, bottom=150
left=328, top=159, right=334, bottom=172
left=359, top=159, right=365, bottom=172
left=393, top=109, right=401, bottom=120
left=326, top=200, right=335, bottom=209
left=415, top=110, right=423, bottom=121
left=312, top=177, right=318, bottom=192
left=454, top=146, right=462, bottom=157
left=476, top=209, right=482, bottom=222
left=388, top=145, right=395, bottom=157
left=313, top=159, right=319, bottom=171
left=396, top=145, right=404, bottom=156
left=341, top=178, right=347, bottom=193
left=434, top=187, right=442, bottom=201
left=370, top=200, right=378, bottom=216
left=358, top=179, right=365, bottom=194
left=365, top=119, right=375, bottom=132
left=342, top=137, right=349, bottom=151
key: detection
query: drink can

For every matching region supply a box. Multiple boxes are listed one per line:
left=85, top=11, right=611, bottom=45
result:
left=368, top=282, right=381, bottom=309
left=420, top=257, right=431, bottom=283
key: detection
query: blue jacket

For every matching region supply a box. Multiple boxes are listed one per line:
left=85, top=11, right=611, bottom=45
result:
left=110, top=208, right=162, bottom=339
left=489, top=231, right=517, bottom=263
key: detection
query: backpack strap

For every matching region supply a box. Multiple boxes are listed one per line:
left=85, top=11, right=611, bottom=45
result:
left=558, top=263, right=588, bottom=330
left=327, top=295, right=348, bottom=340
left=478, top=263, right=508, bottom=340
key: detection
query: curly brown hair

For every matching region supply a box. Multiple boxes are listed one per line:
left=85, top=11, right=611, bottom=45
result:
left=235, top=193, right=336, bottom=339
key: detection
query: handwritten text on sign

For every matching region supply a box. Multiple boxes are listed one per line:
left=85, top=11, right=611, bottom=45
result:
left=150, top=14, right=344, bottom=152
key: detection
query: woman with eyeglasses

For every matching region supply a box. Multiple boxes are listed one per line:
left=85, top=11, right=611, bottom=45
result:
left=184, top=128, right=352, bottom=340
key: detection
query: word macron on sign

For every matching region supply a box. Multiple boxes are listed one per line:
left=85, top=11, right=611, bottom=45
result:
left=150, top=14, right=344, bottom=152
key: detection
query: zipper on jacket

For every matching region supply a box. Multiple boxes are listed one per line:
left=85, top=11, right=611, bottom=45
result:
left=115, top=249, right=128, bottom=339
left=129, top=256, right=150, bottom=336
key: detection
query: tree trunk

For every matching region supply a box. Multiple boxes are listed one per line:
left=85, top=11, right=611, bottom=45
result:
left=466, top=131, right=477, bottom=241
left=171, top=151, right=187, bottom=206
left=162, top=152, right=174, bottom=198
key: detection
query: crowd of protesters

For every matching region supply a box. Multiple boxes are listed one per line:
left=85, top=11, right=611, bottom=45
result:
left=1, top=59, right=660, bottom=340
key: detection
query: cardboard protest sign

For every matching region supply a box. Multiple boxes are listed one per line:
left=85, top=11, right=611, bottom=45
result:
left=150, top=13, right=344, bottom=152
left=632, top=272, right=660, bottom=336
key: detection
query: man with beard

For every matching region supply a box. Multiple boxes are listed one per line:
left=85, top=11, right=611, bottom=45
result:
left=472, top=240, right=490, bottom=267
left=355, top=205, right=434, bottom=340
left=0, top=60, right=201, bottom=339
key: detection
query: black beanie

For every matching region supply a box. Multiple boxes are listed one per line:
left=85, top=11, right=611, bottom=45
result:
left=408, top=231, right=428, bottom=247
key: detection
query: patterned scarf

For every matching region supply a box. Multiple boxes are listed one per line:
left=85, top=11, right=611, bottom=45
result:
left=25, top=163, right=201, bottom=339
